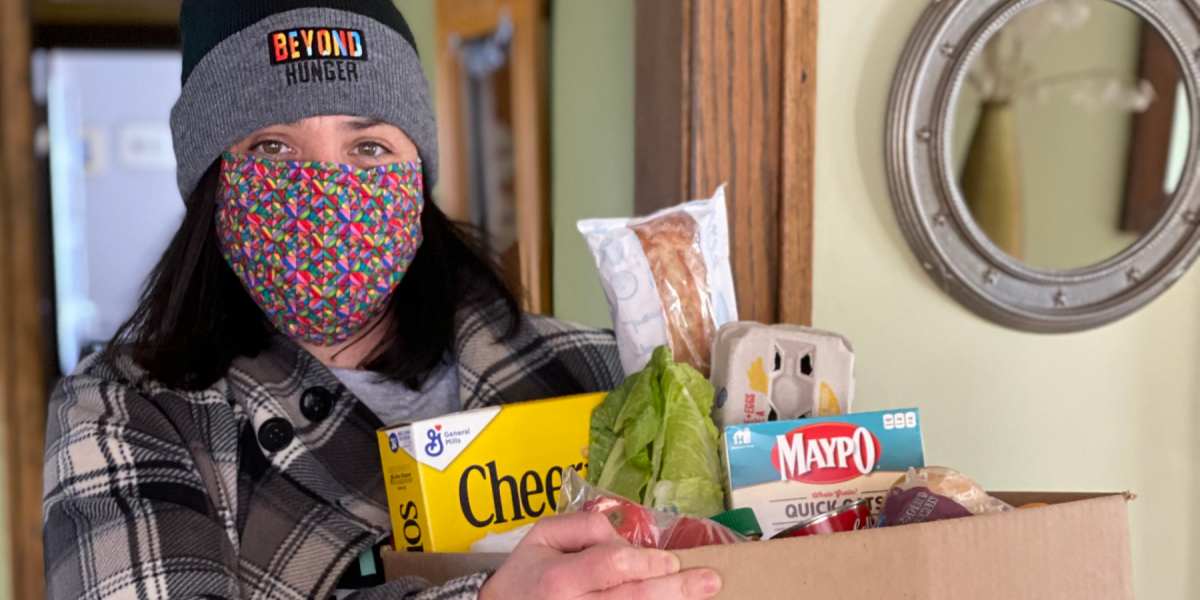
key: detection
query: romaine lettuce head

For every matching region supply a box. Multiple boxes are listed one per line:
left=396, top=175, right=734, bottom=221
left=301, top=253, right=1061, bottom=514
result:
left=586, top=345, right=726, bottom=514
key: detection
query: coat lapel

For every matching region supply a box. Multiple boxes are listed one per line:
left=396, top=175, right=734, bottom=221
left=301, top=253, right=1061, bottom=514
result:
left=228, top=335, right=391, bottom=527
left=227, top=337, right=391, bottom=599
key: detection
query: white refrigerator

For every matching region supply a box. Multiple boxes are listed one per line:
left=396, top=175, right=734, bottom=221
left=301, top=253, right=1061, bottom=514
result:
left=44, top=49, right=184, bottom=374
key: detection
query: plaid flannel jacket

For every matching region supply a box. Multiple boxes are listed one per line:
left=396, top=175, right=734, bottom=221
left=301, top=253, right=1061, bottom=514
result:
left=43, top=303, right=624, bottom=600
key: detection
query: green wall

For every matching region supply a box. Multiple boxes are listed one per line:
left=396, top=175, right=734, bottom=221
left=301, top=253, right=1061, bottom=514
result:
left=548, top=0, right=635, bottom=328
left=952, top=0, right=1144, bottom=270
left=815, top=1, right=1200, bottom=597
left=393, top=0, right=438, bottom=105
left=391, top=0, right=633, bottom=329
left=1005, top=1, right=1142, bottom=269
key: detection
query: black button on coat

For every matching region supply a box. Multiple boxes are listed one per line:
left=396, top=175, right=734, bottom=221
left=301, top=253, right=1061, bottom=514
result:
left=300, top=386, right=335, bottom=422
left=257, top=417, right=295, bottom=451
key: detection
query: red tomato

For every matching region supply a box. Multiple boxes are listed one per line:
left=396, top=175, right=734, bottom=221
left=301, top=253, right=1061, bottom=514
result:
left=661, top=517, right=740, bottom=550
left=582, top=497, right=661, bottom=548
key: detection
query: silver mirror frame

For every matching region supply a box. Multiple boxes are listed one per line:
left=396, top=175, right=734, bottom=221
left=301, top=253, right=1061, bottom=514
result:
left=887, top=0, right=1200, bottom=332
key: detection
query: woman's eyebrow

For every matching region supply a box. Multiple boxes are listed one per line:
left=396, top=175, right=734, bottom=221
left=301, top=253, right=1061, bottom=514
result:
left=343, top=117, right=388, bottom=131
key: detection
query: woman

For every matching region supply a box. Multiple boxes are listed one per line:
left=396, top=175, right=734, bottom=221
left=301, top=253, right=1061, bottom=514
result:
left=41, top=1, right=722, bottom=599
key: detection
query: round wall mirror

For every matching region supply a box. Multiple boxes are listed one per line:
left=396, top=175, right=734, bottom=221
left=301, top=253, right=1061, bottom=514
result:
left=888, top=0, right=1200, bottom=332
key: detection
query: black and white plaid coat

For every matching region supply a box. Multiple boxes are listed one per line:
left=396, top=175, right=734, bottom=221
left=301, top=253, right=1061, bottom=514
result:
left=43, top=303, right=624, bottom=600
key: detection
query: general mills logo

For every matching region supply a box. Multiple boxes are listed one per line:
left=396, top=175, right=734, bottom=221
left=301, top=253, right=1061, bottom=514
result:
left=388, top=433, right=400, bottom=453
left=424, top=425, right=444, bottom=457
left=732, top=427, right=752, bottom=446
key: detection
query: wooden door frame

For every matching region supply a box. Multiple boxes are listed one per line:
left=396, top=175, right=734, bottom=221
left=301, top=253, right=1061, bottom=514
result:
left=1, top=0, right=48, bottom=597
left=435, top=0, right=552, bottom=314
left=33, top=0, right=181, bottom=25
left=634, top=0, right=816, bottom=326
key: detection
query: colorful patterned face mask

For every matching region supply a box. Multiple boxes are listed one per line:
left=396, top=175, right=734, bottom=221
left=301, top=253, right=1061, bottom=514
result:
left=216, top=153, right=424, bottom=346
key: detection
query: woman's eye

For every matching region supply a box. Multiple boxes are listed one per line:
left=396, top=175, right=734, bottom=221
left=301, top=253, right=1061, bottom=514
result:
left=357, top=142, right=387, bottom=157
left=255, top=141, right=290, bottom=155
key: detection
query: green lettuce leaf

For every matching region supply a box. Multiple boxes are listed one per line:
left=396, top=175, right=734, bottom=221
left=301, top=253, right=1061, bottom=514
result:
left=587, top=375, right=636, bottom=484
left=649, top=363, right=725, bottom=517
left=614, top=348, right=670, bottom=472
left=595, top=439, right=651, bottom=502
left=644, top=395, right=669, bottom=507
left=672, top=360, right=720, bottom=445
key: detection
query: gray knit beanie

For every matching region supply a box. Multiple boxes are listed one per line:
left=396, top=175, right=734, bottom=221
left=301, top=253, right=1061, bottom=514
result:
left=170, top=0, right=438, bottom=201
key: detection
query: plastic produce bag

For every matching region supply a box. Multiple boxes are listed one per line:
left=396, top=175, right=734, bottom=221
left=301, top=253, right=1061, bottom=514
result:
left=578, top=186, right=737, bottom=377
left=878, top=466, right=1013, bottom=527
left=558, top=468, right=745, bottom=550
left=468, top=523, right=535, bottom=553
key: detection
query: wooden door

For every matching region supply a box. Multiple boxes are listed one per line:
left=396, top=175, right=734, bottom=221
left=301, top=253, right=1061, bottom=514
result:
left=0, top=0, right=48, bottom=597
left=436, top=0, right=552, bottom=314
left=634, top=0, right=817, bottom=326
left=1, top=4, right=182, bottom=598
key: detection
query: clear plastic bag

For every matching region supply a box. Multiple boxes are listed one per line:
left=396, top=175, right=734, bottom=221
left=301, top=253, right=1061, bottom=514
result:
left=578, top=186, right=737, bottom=378
left=558, top=468, right=746, bottom=550
left=878, top=466, right=1013, bottom=527
left=469, top=523, right=535, bottom=553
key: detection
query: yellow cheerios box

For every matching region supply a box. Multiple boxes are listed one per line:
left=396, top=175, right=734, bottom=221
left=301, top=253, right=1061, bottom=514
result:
left=377, top=392, right=604, bottom=553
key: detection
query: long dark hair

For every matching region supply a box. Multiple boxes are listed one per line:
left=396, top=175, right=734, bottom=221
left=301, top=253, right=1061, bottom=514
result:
left=110, top=160, right=521, bottom=391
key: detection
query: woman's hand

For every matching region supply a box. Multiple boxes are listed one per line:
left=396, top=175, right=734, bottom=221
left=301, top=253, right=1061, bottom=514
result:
left=479, top=512, right=722, bottom=600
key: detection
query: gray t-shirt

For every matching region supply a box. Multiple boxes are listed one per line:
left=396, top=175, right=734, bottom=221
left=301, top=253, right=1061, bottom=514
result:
left=328, top=361, right=460, bottom=426
left=328, top=363, right=462, bottom=599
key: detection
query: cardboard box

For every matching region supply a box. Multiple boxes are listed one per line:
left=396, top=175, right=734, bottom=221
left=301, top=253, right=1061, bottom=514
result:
left=376, top=393, right=604, bottom=552
left=382, top=491, right=1134, bottom=599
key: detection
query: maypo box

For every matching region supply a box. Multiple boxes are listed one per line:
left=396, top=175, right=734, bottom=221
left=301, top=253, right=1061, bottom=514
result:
left=382, top=491, right=1135, bottom=600
left=376, top=392, right=603, bottom=552
left=724, top=409, right=925, bottom=538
